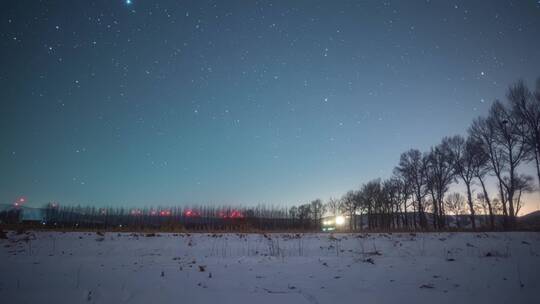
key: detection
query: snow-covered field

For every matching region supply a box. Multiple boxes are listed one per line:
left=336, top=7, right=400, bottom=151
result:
left=1, top=231, right=539, bottom=304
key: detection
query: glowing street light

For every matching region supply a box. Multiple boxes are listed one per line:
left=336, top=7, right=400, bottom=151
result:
left=335, top=215, right=345, bottom=226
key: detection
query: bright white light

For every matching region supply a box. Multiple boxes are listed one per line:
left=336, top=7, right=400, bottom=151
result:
left=126, top=0, right=132, bottom=5
left=335, top=216, right=345, bottom=226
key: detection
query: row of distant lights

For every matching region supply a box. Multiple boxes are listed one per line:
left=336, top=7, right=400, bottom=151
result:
left=129, top=209, right=244, bottom=218
left=14, top=198, right=61, bottom=209
left=13, top=197, right=244, bottom=219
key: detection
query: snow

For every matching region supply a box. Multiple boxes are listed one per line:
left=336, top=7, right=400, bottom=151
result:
left=1, top=231, right=539, bottom=303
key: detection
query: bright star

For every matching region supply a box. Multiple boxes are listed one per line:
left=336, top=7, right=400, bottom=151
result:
left=126, top=0, right=132, bottom=5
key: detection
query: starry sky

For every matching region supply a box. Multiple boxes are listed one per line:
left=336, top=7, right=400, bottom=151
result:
left=1, top=1, right=540, bottom=211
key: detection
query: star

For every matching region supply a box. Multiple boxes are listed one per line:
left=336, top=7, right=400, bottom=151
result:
left=126, top=0, right=132, bottom=5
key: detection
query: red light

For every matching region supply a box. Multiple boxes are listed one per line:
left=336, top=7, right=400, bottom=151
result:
left=184, top=209, right=200, bottom=217
left=230, top=210, right=244, bottom=218
left=218, top=210, right=244, bottom=219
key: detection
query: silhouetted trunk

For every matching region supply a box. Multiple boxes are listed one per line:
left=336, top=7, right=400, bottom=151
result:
left=497, top=180, right=508, bottom=229
left=367, top=206, right=372, bottom=230
left=535, top=147, right=540, bottom=191
left=402, top=203, right=408, bottom=228
left=477, top=175, right=494, bottom=230
left=429, top=191, right=438, bottom=229
left=507, top=163, right=516, bottom=228
left=438, top=198, right=445, bottom=229
left=417, top=198, right=427, bottom=230
left=465, top=181, right=476, bottom=230
left=412, top=203, right=417, bottom=229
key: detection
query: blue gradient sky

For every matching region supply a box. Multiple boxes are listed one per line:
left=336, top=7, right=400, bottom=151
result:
left=1, top=1, right=539, bottom=212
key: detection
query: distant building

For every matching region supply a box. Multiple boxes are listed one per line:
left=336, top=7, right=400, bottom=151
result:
left=20, top=207, right=46, bottom=224
left=0, top=205, right=45, bottom=225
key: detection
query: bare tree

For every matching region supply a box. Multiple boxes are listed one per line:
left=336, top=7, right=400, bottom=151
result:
left=339, top=191, right=358, bottom=231
left=508, top=79, right=540, bottom=190
left=310, top=199, right=326, bottom=223
left=446, top=135, right=480, bottom=230
left=298, top=204, right=312, bottom=221
left=289, top=206, right=298, bottom=220
left=476, top=193, right=490, bottom=228
left=396, top=149, right=428, bottom=229
left=512, top=174, right=534, bottom=216
left=385, top=176, right=410, bottom=229
left=361, top=179, right=387, bottom=230
left=470, top=116, right=507, bottom=225
left=445, top=192, right=466, bottom=229
left=360, top=181, right=374, bottom=229
left=469, top=100, right=530, bottom=228
left=492, top=198, right=504, bottom=218
left=489, top=100, right=530, bottom=226
left=471, top=138, right=495, bottom=230
left=426, top=138, right=456, bottom=229
left=325, top=197, right=340, bottom=217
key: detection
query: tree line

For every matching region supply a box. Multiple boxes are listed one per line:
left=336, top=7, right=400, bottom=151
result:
left=289, top=77, right=539, bottom=231
left=2, top=203, right=318, bottom=231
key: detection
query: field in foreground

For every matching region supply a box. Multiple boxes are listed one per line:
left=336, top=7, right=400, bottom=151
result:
left=1, top=231, right=539, bottom=304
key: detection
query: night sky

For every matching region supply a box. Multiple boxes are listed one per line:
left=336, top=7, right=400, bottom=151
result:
left=1, top=1, right=540, bottom=211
